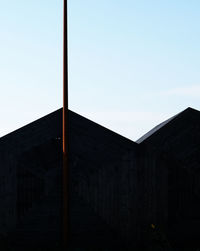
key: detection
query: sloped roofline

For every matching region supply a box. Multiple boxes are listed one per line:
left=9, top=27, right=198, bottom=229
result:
left=0, top=108, right=136, bottom=145
left=136, top=107, right=199, bottom=144
left=0, top=108, right=62, bottom=140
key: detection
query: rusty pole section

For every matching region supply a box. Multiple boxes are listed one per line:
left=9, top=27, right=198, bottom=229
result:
left=63, top=0, right=68, bottom=249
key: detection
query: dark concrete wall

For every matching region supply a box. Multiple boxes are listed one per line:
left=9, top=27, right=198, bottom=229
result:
left=139, top=108, right=200, bottom=247
left=0, top=109, right=140, bottom=249
left=136, top=145, right=168, bottom=240
left=2, top=107, right=199, bottom=249
left=68, top=110, right=139, bottom=248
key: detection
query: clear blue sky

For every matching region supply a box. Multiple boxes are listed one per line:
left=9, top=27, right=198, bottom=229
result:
left=1, top=0, right=200, bottom=140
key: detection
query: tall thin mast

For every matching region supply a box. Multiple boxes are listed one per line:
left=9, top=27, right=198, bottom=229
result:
left=63, top=0, right=68, bottom=249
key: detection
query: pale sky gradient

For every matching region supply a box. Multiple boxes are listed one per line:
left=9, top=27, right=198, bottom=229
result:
left=1, top=0, right=200, bottom=140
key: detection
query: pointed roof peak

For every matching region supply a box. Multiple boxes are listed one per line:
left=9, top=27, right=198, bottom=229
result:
left=136, top=107, right=200, bottom=143
left=183, top=106, right=198, bottom=112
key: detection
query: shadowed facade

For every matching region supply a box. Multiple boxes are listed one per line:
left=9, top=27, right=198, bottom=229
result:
left=0, top=109, right=140, bottom=249
left=137, top=107, right=200, bottom=248
left=0, top=107, right=200, bottom=249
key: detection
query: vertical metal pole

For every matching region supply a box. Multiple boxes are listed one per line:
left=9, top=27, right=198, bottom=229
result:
left=63, top=0, right=68, bottom=249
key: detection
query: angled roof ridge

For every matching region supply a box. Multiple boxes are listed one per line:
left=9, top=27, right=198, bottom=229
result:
left=71, top=111, right=136, bottom=144
left=136, top=107, right=200, bottom=143
left=0, top=108, right=62, bottom=140
left=184, top=106, right=199, bottom=112
left=0, top=108, right=136, bottom=145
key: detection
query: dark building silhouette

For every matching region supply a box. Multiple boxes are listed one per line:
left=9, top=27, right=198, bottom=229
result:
left=0, top=107, right=199, bottom=249
left=137, top=107, right=200, bottom=248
